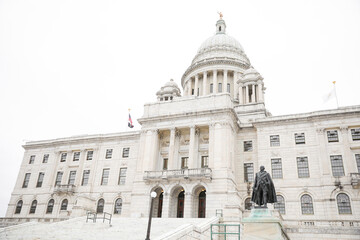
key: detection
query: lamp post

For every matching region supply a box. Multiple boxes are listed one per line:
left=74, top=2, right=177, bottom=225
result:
left=145, top=191, right=157, bottom=240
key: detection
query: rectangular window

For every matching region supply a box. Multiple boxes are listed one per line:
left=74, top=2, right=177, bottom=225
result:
left=122, top=148, right=130, bottom=158
left=163, top=158, right=168, bottom=170
left=181, top=157, right=188, bottom=169
left=295, top=133, right=305, bottom=144
left=244, top=141, right=253, bottom=152
left=244, top=163, right=254, bottom=182
left=86, top=150, right=93, bottom=160
left=218, top=83, right=222, bottom=93
left=327, top=130, right=339, bottom=142
left=36, top=172, right=45, bottom=188
left=356, top=154, right=360, bottom=173
left=29, top=155, right=35, bottom=164
left=201, top=156, right=209, bottom=168
left=227, top=83, right=230, bottom=93
left=270, top=135, right=280, bottom=147
left=55, top=171, right=63, bottom=186
left=73, top=151, right=80, bottom=161
left=68, top=171, right=76, bottom=185
left=191, top=89, right=194, bottom=95
left=105, top=149, right=113, bottom=159
left=210, top=84, right=213, bottom=93
left=118, top=168, right=127, bottom=185
left=271, top=158, right=283, bottom=179
left=60, top=153, right=67, bottom=162
left=81, top=170, right=90, bottom=186
left=42, top=154, right=49, bottom=163
left=101, top=168, right=110, bottom=185
left=330, top=155, right=345, bottom=177
left=351, top=128, right=360, bottom=141
left=297, top=157, right=310, bottom=178
left=22, top=173, right=31, bottom=188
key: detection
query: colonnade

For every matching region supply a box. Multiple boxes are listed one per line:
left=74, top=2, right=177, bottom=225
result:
left=238, top=81, right=264, bottom=104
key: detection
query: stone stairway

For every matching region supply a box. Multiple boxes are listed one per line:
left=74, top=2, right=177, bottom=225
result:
left=0, top=216, right=219, bottom=240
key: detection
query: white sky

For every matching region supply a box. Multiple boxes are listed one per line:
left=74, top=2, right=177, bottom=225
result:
left=0, top=0, right=359, bottom=217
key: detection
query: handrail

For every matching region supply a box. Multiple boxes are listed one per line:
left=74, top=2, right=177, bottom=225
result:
left=86, top=211, right=97, bottom=223
left=210, top=224, right=241, bottom=240
left=103, top=212, right=112, bottom=225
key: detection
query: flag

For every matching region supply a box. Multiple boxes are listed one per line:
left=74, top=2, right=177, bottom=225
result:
left=128, top=113, right=134, bottom=128
left=322, top=88, right=336, bottom=103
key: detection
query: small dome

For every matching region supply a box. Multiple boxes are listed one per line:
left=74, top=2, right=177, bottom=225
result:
left=156, top=79, right=181, bottom=101
left=241, top=68, right=263, bottom=82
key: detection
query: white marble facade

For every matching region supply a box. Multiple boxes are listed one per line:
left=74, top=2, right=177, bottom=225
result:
left=5, top=18, right=360, bottom=239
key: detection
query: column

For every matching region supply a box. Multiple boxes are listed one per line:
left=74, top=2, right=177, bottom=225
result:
left=194, top=74, right=199, bottom=96
left=188, top=126, right=196, bottom=168
left=202, top=71, right=207, bottom=95
left=161, top=192, right=170, bottom=218
left=317, top=129, right=331, bottom=175
left=341, top=127, right=356, bottom=173
left=187, top=79, right=192, bottom=96
left=238, top=84, right=243, bottom=104
left=223, top=70, right=228, bottom=93
left=251, top=85, right=255, bottom=103
left=184, top=192, right=193, bottom=218
left=213, top=70, right=217, bottom=94
left=233, top=72, right=238, bottom=99
left=245, top=85, right=249, bottom=104
left=258, top=82, right=264, bottom=102
left=143, top=129, right=159, bottom=171
left=168, top=128, right=176, bottom=169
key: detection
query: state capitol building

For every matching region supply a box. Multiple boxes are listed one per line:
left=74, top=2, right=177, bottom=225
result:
left=4, top=17, right=360, bottom=239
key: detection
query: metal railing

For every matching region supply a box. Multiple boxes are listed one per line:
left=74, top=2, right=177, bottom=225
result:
left=54, top=184, right=76, bottom=194
left=86, top=211, right=97, bottom=223
left=103, top=212, right=112, bottom=225
left=350, top=173, right=360, bottom=187
left=144, top=167, right=212, bottom=181
left=211, top=224, right=241, bottom=240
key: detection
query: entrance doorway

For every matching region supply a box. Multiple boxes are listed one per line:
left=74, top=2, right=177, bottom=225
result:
left=198, top=190, right=206, bottom=218
left=157, top=192, right=163, bottom=217
left=177, top=191, right=185, bottom=218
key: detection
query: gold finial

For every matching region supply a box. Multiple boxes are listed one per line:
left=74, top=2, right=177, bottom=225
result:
left=218, top=12, right=223, bottom=19
left=128, top=108, right=131, bottom=112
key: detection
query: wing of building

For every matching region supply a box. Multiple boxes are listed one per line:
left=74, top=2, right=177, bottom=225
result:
left=5, top=17, right=360, bottom=239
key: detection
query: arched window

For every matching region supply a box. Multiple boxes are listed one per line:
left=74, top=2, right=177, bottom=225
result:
left=15, top=200, right=23, bottom=214
left=46, top=199, right=54, bottom=214
left=61, top=199, right=68, bottom=211
left=114, top=198, right=122, bottom=214
left=274, top=195, right=285, bottom=214
left=301, top=194, right=313, bottom=215
left=29, top=200, right=37, bottom=214
left=337, top=193, right=352, bottom=214
left=244, top=198, right=252, bottom=210
left=97, top=198, right=104, bottom=214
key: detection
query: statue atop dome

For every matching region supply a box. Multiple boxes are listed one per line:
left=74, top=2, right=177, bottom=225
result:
left=218, top=12, right=223, bottom=19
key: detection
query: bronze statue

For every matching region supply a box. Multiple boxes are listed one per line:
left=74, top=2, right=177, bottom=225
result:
left=251, top=166, right=277, bottom=208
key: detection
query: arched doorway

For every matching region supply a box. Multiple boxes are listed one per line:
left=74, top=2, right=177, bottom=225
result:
left=177, top=191, right=185, bottom=218
left=151, top=187, right=164, bottom=218
left=158, top=192, right=163, bottom=217
left=198, top=190, right=206, bottom=218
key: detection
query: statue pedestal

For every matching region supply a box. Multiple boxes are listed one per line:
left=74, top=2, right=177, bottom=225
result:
left=241, top=208, right=289, bottom=240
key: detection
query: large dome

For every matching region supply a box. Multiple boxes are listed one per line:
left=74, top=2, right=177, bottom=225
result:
left=197, top=34, right=244, bottom=56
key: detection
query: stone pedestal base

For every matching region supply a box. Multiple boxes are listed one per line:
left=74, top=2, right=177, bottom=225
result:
left=242, top=208, right=289, bottom=240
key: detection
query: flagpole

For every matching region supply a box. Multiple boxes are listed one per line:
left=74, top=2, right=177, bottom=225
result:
left=333, top=81, right=339, bottom=108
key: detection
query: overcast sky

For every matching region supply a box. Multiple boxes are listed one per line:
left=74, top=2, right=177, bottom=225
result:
left=0, top=0, right=359, bottom=217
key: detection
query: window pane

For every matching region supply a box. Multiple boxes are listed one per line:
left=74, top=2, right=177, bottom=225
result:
left=114, top=198, right=122, bottom=214
left=29, top=200, right=37, bottom=214
left=301, top=194, right=314, bottom=214
left=118, top=168, right=127, bottom=185
left=15, top=200, right=23, bottom=214
left=327, top=130, right=339, bottom=142
left=22, top=173, right=31, bottom=188
left=297, top=157, right=310, bottom=178
left=271, top=158, right=283, bottom=179
left=244, top=141, right=253, bottom=152
left=82, top=170, right=90, bottom=186
left=330, top=155, right=345, bottom=177
left=244, top=163, right=254, bottom=182
left=86, top=150, right=93, bottom=160
left=43, top=154, right=49, bottom=163
left=101, top=169, right=110, bottom=185
left=73, top=152, right=80, bottom=161
left=356, top=154, right=360, bottom=173
left=46, top=199, right=54, bottom=214
left=295, top=133, right=305, bottom=144
left=36, top=172, right=45, bottom=188
left=122, top=148, right=130, bottom=158
left=29, top=155, right=35, bottom=164
left=163, top=158, right=168, bottom=170
left=227, top=83, right=230, bottom=93
left=106, top=149, right=113, bottom=159
left=61, top=199, right=68, bottom=210
left=218, top=83, right=222, bottom=93
left=201, top=156, right=208, bottom=168
left=337, top=193, right=352, bottom=214
left=68, top=171, right=76, bottom=185
left=60, top=153, right=67, bottom=162
left=55, top=171, right=63, bottom=186
left=351, top=128, right=360, bottom=141
left=244, top=198, right=252, bottom=210
left=274, top=195, right=285, bottom=214
left=270, top=135, right=280, bottom=147
left=181, top=157, right=188, bottom=169
left=97, top=199, right=104, bottom=213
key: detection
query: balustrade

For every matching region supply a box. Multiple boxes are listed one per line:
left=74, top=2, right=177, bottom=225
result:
left=144, top=167, right=212, bottom=181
